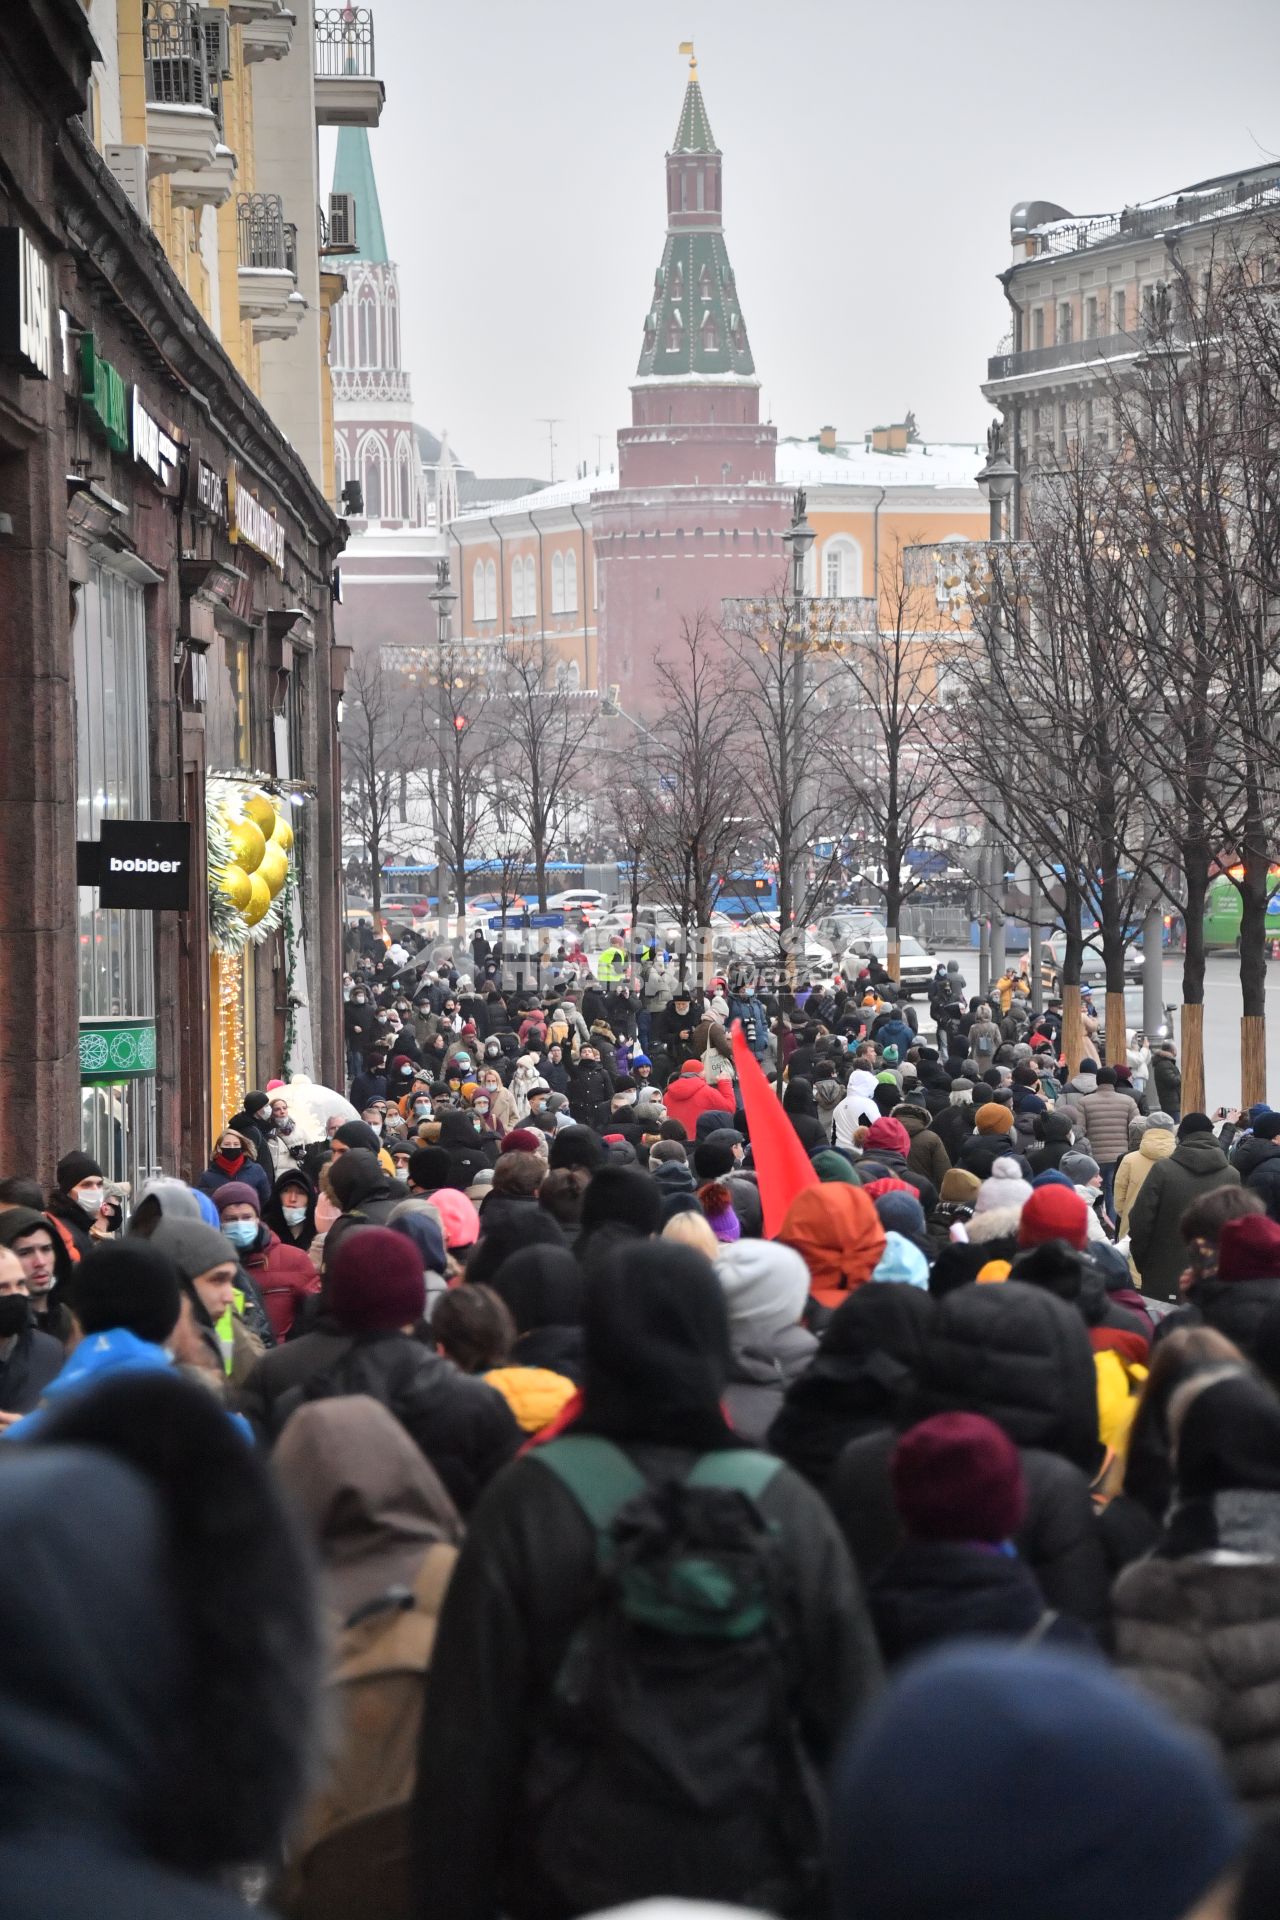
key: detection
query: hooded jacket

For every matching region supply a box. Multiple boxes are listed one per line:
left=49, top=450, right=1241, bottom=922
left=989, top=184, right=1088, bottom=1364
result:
left=778, top=1184, right=887, bottom=1310
left=894, top=1104, right=951, bottom=1189
left=0, top=1316, right=65, bottom=1416
left=832, top=1069, right=881, bottom=1147
left=1113, top=1127, right=1176, bottom=1241
left=1025, top=1108, right=1083, bottom=1174
left=663, top=1062, right=737, bottom=1126
left=1233, top=1133, right=1280, bottom=1222
left=827, top=1283, right=1108, bottom=1633
left=1129, top=1134, right=1240, bottom=1302
left=239, top=1226, right=322, bottom=1341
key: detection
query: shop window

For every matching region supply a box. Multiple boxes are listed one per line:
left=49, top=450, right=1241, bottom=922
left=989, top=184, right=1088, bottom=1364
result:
left=225, top=634, right=251, bottom=769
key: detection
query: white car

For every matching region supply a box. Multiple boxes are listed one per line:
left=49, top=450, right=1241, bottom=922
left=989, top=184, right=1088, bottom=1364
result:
left=732, top=917, right=835, bottom=975
left=839, top=932, right=936, bottom=996
left=545, top=888, right=612, bottom=915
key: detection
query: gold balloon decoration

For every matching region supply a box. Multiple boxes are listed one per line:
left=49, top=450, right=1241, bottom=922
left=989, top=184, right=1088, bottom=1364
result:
left=228, top=818, right=266, bottom=875
left=243, top=791, right=278, bottom=838
left=243, top=872, right=272, bottom=926
left=270, top=812, right=294, bottom=855
left=258, top=844, right=288, bottom=899
left=218, top=863, right=252, bottom=911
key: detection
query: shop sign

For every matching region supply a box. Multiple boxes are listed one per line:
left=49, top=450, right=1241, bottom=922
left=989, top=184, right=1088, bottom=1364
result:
left=79, top=334, right=129, bottom=454
left=79, top=1016, right=158, bottom=1084
left=227, top=462, right=285, bottom=572
left=196, top=461, right=228, bottom=524
left=131, top=387, right=182, bottom=495
left=78, top=819, right=192, bottom=910
left=0, top=227, right=53, bottom=380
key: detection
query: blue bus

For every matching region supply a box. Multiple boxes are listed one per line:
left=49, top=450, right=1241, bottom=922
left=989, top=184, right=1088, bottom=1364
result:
left=717, top=867, right=780, bottom=917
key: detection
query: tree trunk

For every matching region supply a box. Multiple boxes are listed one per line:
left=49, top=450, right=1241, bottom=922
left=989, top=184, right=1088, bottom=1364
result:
left=1180, top=842, right=1210, bottom=1117
left=369, top=798, right=383, bottom=936
left=1061, top=896, right=1085, bottom=1076
left=1062, top=985, right=1084, bottom=1079
left=1181, top=1001, right=1206, bottom=1116
left=1239, top=821, right=1269, bottom=1109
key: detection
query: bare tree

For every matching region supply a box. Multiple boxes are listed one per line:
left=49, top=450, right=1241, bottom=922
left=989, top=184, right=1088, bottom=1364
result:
left=341, top=649, right=428, bottom=930
left=486, top=630, right=597, bottom=909
left=417, top=645, right=497, bottom=938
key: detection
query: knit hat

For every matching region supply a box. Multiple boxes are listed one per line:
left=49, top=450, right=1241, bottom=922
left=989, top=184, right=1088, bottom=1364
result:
left=813, top=1148, right=860, bottom=1185
left=939, top=1168, right=980, bottom=1206
left=714, top=1238, right=811, bottom=1346
left=972, top=1158, right=1033, bottom=1215
left=147, top=1217, right=238, bottom=1283
left=1031, top=1168, right=1075, bottom=1191
left=833, top=1644, right=1244, bottom=1920
left=631, top=1053, right=651, bottom=1069
left=1018, top=1184, right=1089, bottom=1251
left=328, top=1226, right=426, bottom=1333
left=1217, top=1214, right=1280, bottom=1283
left=891, top=1412, right=1025, bottom=1542
left=692, top=1135, right=737, bottom=1181
left=875, top=1190, right=927, bottom=1239
left=975, top=1103, right=1013, bottom=1136
left=881, top=1045, right=900, bottom=1065
left=678, top=1059, right=705, bottom=1077
left=1060, top=1151, right=1101, bottom=1185
left=652, top=1159, right=697, bottom=1196
left=864, top=1116, right=911, bottom=1158
left=872, top=1232, right=930, bottom=1289
left=333, top=1120, right=381, bottom=1155
left=502, top=1128, right=543, bottom=1156
left=65, top=1240, right=183, bottom=1344
left=698, top=1181, right=742, bottom=1244
left=581, top=1166, right=663, bottom=1240
left=408, top=1146, right=451, bottom=1191
left=429, top=1187, right=481, bottom=1251
left=56, top=1151, right=103, bottom=1192
left=211, top=1181, right=261, bottom=1218
left=1254, top=1112, right=1280, bottom=1142
left=1178, top=1112, right=1214, bottom=1137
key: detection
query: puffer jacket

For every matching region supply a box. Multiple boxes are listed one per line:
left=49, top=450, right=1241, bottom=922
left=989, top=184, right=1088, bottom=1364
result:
left=1163, top=1273, right=1280, bottom=1361
left=1113, top=1128, right=1176, bottom=1243
left=483, top=1364, right=578, bottom=1435
left=1027, top=1109, right=1085, bottom=1174
left=1077, top=1086, right=1140, bottom=1167
left=663, top=1065, right=736, bottom=1126
left=1129, top=1134, right=1240, bottom=1303
left=1233, top=1134, right=1280, bottom=1222
left=1114, top=1488, right=1280, bottom=1816
left=1059, top=1072, right=1099, bottom=1135
left=832, top=1070, right=881, bottom=1147
left=894, top=1104, right=951, bottom=1189
left=240, top=1226, right=322, bottom=1341
left=721, top=1324, right=819, bottom=1447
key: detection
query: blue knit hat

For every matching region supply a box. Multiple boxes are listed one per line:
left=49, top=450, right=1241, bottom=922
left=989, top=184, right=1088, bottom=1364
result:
left=1031, top=1168, right=1074, bottom=1190
left=833, top=1644, right=1243, bottom=1920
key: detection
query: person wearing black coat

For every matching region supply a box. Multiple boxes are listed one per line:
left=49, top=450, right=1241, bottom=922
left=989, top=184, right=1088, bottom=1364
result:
left=1026, top=1108, right=1083, bottom=1175
left=0, top=1264, right=64, bottom=1416
left=241, top=1226, right=518, bottom=1512
left=1233, top=1117, right=1280, bottom=1221
left=930, top=1093, right=976, bottom=1166
left=825, top=1282, right=1109, bottom=1634
left=566, top=1050, right=615, bottom=1130
left=487, top=1243, right=587, bottom=1385
left=411, top=1240, right=883, bottom=1920
left=768, top=1282, right=934, bottom=1490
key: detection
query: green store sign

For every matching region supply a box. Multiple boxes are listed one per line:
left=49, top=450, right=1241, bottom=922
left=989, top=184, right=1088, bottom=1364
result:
left=79, top=333, right=129, bottom=455
left=79, top=1017, right=157, bottom=1084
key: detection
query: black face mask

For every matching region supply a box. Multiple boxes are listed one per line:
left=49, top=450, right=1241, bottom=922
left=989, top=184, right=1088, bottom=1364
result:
left=0, top=1296, right=30, bottom=1338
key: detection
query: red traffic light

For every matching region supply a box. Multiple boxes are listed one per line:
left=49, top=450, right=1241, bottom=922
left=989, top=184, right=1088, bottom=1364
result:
left=453, top=715, right=468, bottom=732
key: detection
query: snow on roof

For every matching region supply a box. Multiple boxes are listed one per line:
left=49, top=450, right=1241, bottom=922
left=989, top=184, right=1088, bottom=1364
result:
left=776, top=439, right=984, bottom=490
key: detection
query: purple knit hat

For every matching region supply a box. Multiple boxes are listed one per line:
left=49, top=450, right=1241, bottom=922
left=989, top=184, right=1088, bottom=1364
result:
left=212, top=1180, right=261, bottom=1217
left=698, top=1180, right=742, bottom=1244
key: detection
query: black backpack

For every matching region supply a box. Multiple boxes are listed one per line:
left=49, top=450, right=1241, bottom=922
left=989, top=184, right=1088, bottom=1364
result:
left=522, top=1434, right=824, bottom=1916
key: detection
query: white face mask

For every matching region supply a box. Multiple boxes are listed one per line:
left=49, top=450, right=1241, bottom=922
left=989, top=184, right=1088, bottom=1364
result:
left=74, top=1187, right=105, bottom=1216
left=282, top=1204, right=308, bottom=1226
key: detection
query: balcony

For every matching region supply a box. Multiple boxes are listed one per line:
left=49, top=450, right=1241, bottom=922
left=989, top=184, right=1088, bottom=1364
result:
left=142, top=0, right=218, bottom=176
left=235, top=0, right=296, bottom=63
left=170, top=140, right=236, bottom=210
left=236, top=192, right=304, bottom=341
left=314, top=6, right=384, bottom=126
left=986, top=331, right=1138, bottom=385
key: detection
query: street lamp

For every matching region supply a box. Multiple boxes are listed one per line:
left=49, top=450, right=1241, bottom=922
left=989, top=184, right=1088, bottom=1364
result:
left=782, top=487, right=816, bottom=607
left=777, top=491, right=817, bottom=1012
left=975, top=425, right=1017, bottom=543
left=975, top=420, right=1016, bottom=989
left=428, top=557, right=459, bottom=938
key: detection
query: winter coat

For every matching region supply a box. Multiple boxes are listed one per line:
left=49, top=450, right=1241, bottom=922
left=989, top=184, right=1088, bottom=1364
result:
left=0, top=1323, right=65, bottom=1415
left=1113, top=1128, right=1177, bottom=1243
left=566, top=1061, right=614, bottom=1130
left=871, top=1539, right=1089, bottom=1667
left=832, top=1070, right=880, bottom=1147
left=1059, top=1072, right=1100, bottom=1135
left=895, top=1105, right=951, bottom=1188
left=1128, top=1135, right=1240, bottom=1303
left=967, top=1017, right=1001, bottom=1064
left=323, top=1181, right=409, bottom=1267
left=411, top=1437, right=884, bottom=1920
left=930, top=1099, right=976, bottom=1165
left=1077, top=1087, right=1140, bottom=1167
left=721, top=1325, right=819, bottom=1446
left=727, top=994, right=769, bottom=1056
left=1026, top=1109, right=1082, bottom=1174
left=1233, top=1135, right=1280, bottom=1222
left=957, top=1133, right=1025, bottom=1181
left=240, top=1227, right=323, bottom=1341
left=198, top=1157, right=273, bottom=1209
left=483, top=1365, right=578, bottom=1435
left=241, top=1331, right=520, bottom=1514
left=1114, top=1489, right=1280, bottom=1816
left=1152, top=1052, right=1182, bottom=1119
left=1164, top=1274, right=1280, bottom=1361
left=663, top=1066, right=736, bottom=1127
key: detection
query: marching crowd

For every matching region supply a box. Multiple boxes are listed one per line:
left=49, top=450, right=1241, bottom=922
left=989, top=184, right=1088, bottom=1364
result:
left=6, top=919, right=1280, bottom=1920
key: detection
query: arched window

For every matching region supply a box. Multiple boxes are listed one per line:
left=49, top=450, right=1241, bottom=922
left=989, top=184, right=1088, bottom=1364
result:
left=701, top=313, right=719, bottom=351
left=821, top=535, right=863, bottom=599
left=334, top=433, right=349, bottom=494
left=563, top=548, right=578, bottom=614
left=511, top=555, right=525, bottom=619
left=699, top=264, right=712, bottom=300
left=667, top=309, right=684, bottom=353
left=555, top=658, right=581, bottom=693
left=473, top=558, right=486, bottom=623
left=485, top=560, right=497, bottom=621
left=523, top=555, right=537, bottom=619
left=358, top=286, right=377, bottom=367
left=395, top=437, right=414, bottom=522
left=360, top=436, right=387, bottom=519
left=384, top=282, right=399, bottom=368
left=551, top=552, right=565, bottom=614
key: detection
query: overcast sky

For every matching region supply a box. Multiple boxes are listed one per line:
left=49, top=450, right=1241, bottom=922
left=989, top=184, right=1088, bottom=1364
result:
left=323, top=0, right=1280, bottom=481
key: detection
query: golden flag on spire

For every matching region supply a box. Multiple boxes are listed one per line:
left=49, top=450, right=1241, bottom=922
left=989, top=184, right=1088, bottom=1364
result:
left=678, top=40, right=697, bottom=73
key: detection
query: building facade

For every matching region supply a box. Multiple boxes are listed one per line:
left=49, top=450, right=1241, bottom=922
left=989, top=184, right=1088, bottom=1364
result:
left=0, top=0, right=349, bottom=1192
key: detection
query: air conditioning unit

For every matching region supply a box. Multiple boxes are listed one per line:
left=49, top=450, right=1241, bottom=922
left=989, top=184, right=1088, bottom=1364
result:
left=326, top=190, right=357, bottom=253
left=105, top=144, right=151, bottom=226
left=198, top=7, right=232, bottom=76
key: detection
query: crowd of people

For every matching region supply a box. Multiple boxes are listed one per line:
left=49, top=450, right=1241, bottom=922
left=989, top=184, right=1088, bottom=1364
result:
left=7, top=921, right=1280, bottom=1919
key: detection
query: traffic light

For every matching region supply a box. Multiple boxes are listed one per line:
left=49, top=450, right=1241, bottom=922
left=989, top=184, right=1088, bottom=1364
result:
left=453, top=714, right=467, bottom=732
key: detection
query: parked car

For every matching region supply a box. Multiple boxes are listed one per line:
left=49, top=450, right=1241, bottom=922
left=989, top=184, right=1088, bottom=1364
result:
left=816, top=910, right=886, bottom=951
left=1097, top=983, right=1178, bottom=1051
left=1016, top=933, right=1143, bottom=994
left=545, top=887, right=612, bottom=915
left=839, top=932, right=935, bottom=996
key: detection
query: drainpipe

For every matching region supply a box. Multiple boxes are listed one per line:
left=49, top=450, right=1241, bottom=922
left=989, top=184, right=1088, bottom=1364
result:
left=998, top=268, right=1023, bottom=538
left=449, top=523, right=464, bottom=625
left=870, top=486, right=886, bottom=606
left=570, top=500, right=591, bottom=683
left=528, top=508, right=546, bottom=648
left=487, top=514, right=506, bottom=635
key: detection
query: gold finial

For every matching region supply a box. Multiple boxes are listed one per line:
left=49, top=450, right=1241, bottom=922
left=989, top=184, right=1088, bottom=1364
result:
left=678, top=39, right=697, bottom=74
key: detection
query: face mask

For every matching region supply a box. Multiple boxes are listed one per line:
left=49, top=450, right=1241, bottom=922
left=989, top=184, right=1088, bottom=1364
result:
left=0, top=1296, right=29, bottom=1337
left=474, top=1102, right=489, bottom=1116
left=75, top=1188, right=105, bottom=1216
left=366, top=1119, right=383, bottom=1135
left=282, top=1204, right=308, bottom=1227
left=222, top=1219, right=258, bottom=1250
left=414, top=1101, right=431, bottom=1117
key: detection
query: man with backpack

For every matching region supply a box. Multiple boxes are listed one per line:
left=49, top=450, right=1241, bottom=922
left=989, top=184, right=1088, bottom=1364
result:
left=412, top=1238, right=882, bottom=1920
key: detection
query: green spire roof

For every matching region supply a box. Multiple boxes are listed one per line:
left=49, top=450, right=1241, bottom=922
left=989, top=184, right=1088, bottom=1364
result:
left=636, top=232, right=755, bottom=379
left=672, top=76, right=718, bottom=154
left=332, top=126, right=388, bottom=263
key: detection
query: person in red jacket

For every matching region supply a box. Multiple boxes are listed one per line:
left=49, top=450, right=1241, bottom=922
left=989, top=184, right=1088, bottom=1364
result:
left=212, top=1181, right=320, bottom=1341
left=663, top=1058, right=737, bottom=1127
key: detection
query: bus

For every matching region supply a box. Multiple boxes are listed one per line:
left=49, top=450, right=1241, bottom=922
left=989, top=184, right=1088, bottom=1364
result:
left=1202, top=870, right=1280, bottom=951
left=717, top=866, right=780, bottom=918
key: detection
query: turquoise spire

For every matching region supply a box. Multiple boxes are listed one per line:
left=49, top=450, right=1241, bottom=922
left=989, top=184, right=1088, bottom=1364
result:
left=331, top=126, right=388, bottom=263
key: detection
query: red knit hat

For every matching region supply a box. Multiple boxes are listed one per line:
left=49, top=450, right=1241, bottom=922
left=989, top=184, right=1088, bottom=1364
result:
left=891, top=1412, right=1026, bottom=1544
left=1018, top=1184, right=1089, bottom=1251
left=1217, top=1214, right=1280, bottom=1283
left=328, top=1226, right=426, bottom=1332
left=679, top=1059, right=704, bottom=1076
left=502, top=1128, right=543, bottom=1156
left=864, top=1116, right=911, bottom=1157
left=862, top=1176, right=916, bottom=1201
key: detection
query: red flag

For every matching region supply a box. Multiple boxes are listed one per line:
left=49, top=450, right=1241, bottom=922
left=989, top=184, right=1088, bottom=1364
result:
left=730, top=1022, right=819, bottom=1237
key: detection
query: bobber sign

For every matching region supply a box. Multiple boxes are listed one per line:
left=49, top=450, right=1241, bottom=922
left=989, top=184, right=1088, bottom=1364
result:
left=208, top=778, right=295, bottom=951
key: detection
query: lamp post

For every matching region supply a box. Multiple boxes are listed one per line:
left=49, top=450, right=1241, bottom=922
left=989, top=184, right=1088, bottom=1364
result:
left=780, top=488, right=816, bottom=940
left=975, top=425, right=1018, bottom=993
left=428, top=557, right=458, bottom=941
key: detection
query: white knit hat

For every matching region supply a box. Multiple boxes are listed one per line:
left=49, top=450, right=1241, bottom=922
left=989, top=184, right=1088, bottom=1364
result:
left=972, top=1156, right=1033, bottom=1216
